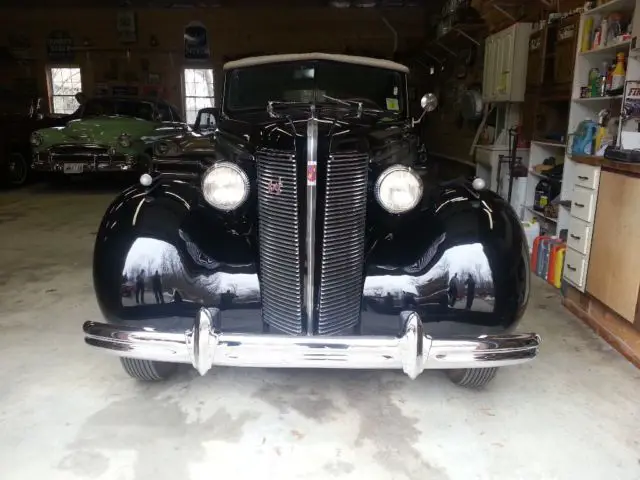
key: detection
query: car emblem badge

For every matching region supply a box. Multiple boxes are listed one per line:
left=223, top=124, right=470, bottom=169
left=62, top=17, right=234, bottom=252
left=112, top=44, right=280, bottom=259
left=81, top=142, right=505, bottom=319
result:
left=307, top=163, right=317, bottom=185
left=267, top=177, right=282, bottom=195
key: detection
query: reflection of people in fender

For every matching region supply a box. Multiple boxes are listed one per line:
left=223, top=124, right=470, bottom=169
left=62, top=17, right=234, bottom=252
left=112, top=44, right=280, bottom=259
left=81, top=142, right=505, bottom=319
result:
left=173, top=289, right=183, bottom=303
left=152, top=270, right=164, bottom=304
left=220, top=289, right=236, bottom=309
left=465, top=273, right=476, bottom=310
left=135, top=269, right=146, bottom=304
left=448, top=273, right=458, bottom=307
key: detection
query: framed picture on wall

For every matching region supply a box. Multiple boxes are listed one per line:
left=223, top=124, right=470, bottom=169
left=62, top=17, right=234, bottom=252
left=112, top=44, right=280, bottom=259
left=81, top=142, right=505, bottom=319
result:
left=117, top=11, right=137, bottom=44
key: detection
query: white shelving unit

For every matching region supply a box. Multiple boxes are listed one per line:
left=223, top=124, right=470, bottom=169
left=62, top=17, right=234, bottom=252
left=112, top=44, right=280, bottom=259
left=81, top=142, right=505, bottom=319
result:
left=523, top=140, right=566, bottom=234
left=561, top=0, right=638, bottom=292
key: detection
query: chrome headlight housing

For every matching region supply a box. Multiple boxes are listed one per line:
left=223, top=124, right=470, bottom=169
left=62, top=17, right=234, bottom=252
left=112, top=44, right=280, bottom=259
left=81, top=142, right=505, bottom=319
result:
left=374, top=165, right=423, bottom=214
left=30, top=131, right=43, bottom=147
left=202, top=162, right=250, bottom=211
left=118, top=133, right=132, bottom=148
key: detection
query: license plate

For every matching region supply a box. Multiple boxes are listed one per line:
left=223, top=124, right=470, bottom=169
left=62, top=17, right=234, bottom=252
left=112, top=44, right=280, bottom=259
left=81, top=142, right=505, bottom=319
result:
left=63, top=163, right=84, bottom=174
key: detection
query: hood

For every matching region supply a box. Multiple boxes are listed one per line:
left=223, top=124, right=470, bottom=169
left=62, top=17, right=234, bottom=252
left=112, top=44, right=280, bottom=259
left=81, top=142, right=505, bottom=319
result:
left=61, top=116, right=156, bottom=142
left=218, top=109, right=409, bottom=156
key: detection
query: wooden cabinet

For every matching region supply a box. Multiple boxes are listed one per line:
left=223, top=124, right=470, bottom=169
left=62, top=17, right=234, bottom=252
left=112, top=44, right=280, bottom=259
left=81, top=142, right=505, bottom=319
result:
left=553, top=15, right=579, bottom=86
left=586, top=171, right=640, bottom=323
left=482, top=23, right=532, bottom=102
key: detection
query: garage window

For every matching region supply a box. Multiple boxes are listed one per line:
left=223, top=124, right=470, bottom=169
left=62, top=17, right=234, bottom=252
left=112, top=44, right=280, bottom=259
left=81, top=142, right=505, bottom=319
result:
left=49, top=67, right=83, bottom=114
left=183, top=68, right=215, bottom=125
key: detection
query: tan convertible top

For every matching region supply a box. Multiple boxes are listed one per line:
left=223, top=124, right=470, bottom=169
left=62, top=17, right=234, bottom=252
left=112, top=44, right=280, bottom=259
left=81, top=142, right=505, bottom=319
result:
left=223, top=53, right=409, bottom=73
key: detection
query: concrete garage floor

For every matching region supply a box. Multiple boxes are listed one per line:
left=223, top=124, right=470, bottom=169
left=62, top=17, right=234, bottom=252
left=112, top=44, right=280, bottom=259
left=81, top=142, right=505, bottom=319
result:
left=0, top=184, right=639, bottom=480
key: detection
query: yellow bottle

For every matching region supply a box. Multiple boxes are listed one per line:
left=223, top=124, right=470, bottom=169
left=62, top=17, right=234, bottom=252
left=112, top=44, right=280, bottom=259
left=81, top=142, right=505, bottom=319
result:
left=582, top=17, right=594, bottom=52
left=610, top=52, right=626, bottom=95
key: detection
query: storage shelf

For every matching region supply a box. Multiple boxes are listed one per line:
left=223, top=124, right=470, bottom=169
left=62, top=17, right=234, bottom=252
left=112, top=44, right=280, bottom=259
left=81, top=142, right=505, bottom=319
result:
left=579, top=40, right=631, bottom=56
left=583, top=0, right=636, bottom=16
left=531, top=140, right=566, bottom=148
left=525, top=206, right=558, bottom=224
left=572, top=95, right=624, bottom=102
left=529, top=169, right=562, bottom=182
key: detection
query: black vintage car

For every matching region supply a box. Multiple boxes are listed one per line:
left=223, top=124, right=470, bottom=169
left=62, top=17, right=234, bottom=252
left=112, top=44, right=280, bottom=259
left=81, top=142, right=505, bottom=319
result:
left=0, top=97, right=71, bottom=187
left=84, top=53, right=540, bottom=388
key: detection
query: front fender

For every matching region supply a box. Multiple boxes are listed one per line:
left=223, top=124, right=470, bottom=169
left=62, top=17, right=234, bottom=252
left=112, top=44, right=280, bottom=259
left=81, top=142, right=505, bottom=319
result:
left=361, top=186, right=529, bottom=337
left=93, top=180, right=262, bottom=332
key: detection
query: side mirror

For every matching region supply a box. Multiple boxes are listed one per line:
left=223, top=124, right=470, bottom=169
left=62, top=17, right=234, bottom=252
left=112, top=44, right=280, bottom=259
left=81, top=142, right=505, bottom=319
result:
left=412, top=93, right=438, bottom=127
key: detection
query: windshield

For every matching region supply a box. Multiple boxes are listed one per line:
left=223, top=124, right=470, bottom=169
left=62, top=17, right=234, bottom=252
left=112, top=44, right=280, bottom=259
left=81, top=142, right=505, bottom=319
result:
left=82, top=98, right=158, bottom=121
left=224, top=61, right=406, bottom=116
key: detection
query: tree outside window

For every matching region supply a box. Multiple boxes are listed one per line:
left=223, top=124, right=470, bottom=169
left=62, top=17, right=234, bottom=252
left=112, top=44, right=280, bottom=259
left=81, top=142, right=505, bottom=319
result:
left=49, top=67, right=82, bottom=114
left=183, top=68, right=214, bottom=125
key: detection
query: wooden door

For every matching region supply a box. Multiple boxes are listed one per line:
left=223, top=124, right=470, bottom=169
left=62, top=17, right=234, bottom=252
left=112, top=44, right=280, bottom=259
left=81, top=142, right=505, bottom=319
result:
left=586, top=171, right=640, bottom=322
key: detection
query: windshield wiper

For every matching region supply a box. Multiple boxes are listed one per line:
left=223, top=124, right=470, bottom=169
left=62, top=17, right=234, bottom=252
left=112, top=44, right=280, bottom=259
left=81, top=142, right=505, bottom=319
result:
left=321, top=95, right=363, bottom=118
left=266, top=100, right=311, bottom=119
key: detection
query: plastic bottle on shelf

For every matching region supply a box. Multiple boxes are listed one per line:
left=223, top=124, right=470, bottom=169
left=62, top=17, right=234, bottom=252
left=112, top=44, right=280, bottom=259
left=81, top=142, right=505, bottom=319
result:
left=589, top=67, right=600, bottom=97
left=599, top=61, right=609, bottom=96
left=606, top=59, right=615, bottom=92
left=609, top=52, right=626, bottom=96
left=582, top=16, right=594, bottom=52
left=600, top=18, right=609, bottom=48
left=592, top=27, right=602, bottom=50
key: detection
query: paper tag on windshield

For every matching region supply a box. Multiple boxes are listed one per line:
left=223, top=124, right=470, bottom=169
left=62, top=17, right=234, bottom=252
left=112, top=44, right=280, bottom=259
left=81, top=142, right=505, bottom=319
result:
left=386, top=98, right=400, bottom=111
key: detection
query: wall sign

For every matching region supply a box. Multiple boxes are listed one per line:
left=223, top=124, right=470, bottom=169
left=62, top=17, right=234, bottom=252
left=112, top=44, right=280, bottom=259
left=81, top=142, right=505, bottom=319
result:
left=117, top=11, right=137, bottom=44
left=46, top=31, right=74, bottom=62
left=184, top=21, right=210, bottom=60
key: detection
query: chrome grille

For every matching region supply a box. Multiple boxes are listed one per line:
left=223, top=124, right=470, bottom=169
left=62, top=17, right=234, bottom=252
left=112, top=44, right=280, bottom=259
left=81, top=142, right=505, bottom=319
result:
left=317, top=152, right=369, bottom=334
left=256, top=149, right=303, bottom=335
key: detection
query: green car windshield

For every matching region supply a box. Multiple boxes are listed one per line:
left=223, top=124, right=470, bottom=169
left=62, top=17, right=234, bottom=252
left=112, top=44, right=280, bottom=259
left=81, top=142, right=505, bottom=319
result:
left=225, top=61, right=406, bottom=116
left=82, top=98, right=158, bottom=121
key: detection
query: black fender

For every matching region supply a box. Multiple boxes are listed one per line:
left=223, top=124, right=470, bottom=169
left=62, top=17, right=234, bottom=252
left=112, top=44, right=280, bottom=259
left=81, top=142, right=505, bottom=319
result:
left=360, top=185, right=529, bottom=336
left=93, top=180, right=528, bottom=337
left=93, top=180, right=261, bottom=332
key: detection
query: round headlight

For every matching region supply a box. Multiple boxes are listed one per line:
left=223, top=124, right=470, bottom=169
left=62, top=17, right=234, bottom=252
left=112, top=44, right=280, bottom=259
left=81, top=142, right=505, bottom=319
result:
left=155, top=141, right=178, bottom=157
left=375, top=165, right=423, bottom=214
left=118, top=133, right=132, bottom=148
left=30, top=132, right=42, bottom=147
left=202, top=162, right=249, bottom=211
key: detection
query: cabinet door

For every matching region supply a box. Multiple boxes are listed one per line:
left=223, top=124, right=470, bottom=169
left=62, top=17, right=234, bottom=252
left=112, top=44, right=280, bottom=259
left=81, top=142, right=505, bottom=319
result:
left=497, top=27, right=515, bottom=101
left=586, top=171, right=640, bottom=323
left=527, top=27, right=546, bottom=89
left=553, top=16, right=579, bottom=85
left=483, top=36, right=497, bottom=101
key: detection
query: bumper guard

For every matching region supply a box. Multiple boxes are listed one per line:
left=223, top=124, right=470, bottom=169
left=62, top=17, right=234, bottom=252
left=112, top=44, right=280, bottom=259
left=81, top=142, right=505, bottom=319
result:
left=83, top=309, right=541, bottom=379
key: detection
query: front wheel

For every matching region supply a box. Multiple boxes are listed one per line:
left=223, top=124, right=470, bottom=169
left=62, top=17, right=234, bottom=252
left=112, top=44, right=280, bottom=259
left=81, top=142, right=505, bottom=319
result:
left=445, top=367, right=498, bottom=388
left=120, top=358, right=178, bottom=381
left=7, top=152, right=29, bottom=187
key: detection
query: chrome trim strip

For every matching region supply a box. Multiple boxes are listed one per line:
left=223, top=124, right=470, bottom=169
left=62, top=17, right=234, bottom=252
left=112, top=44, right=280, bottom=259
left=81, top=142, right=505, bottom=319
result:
left=83, top=309, right=541, bottom=379
left=305, top=112, right=318, bottom=335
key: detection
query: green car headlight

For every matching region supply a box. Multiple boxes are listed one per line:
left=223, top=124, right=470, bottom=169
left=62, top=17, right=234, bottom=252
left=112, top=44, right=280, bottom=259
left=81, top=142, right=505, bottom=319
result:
left=30, top=132, right=43, bottom=147
left=154, top=140, right=180, bottom=157
left=118, top=133, right=132, bottom=148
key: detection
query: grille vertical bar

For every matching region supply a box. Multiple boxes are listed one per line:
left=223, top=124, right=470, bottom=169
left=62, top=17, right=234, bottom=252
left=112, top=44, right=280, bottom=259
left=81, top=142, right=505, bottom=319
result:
left=256, top=149, right=303, bottom=335
left=317, top=152, right=369, bottom=335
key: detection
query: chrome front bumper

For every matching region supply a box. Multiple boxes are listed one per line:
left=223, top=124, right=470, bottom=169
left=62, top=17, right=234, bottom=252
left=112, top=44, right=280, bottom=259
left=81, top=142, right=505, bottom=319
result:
left=83, top=309, right=541, bottom=378
left=32, top=150, right=138, bottom=174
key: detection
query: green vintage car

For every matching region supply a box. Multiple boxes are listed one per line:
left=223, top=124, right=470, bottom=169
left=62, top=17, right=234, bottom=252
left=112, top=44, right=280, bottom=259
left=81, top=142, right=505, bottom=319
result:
left=31, top=96, right=187, bottom=181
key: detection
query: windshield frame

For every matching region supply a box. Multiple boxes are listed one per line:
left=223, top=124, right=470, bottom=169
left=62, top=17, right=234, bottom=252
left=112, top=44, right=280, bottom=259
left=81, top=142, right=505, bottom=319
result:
left=222, top=60, right=409, bottom=120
